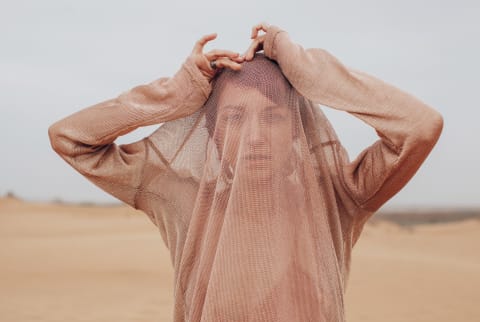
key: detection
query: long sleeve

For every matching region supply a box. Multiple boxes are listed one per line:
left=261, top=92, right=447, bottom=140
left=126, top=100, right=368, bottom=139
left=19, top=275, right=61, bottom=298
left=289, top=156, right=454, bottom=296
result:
left=263, top=26, right=443, bottom=213
left=48, top=55, right=212, bottom=210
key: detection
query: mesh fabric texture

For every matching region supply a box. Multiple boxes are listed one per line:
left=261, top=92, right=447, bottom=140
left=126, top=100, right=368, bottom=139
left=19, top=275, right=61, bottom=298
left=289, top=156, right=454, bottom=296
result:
left=48, top=25, right=444, bottom=322
left=152, top=54, right=346, bottom=321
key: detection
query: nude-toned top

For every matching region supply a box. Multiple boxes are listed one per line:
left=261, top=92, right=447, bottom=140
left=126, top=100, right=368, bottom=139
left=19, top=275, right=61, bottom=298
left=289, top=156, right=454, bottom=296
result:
left=48, top=25, right=443, bottom=321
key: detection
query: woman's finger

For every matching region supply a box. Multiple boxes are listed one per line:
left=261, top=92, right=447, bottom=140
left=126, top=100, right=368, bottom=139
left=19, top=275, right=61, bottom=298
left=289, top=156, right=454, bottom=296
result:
left=205, top=49, right=240, bottom=60
left=193, top=33, right=217, bottom=53
left=231, top=55, right=245, bottom=62
left=243, top=39, right=257, bottom=59
left=244, top=38, right=260, bottom=61
left=251, top=22, right=270, bottom=38
left=216, top=57, right=242, bottom=71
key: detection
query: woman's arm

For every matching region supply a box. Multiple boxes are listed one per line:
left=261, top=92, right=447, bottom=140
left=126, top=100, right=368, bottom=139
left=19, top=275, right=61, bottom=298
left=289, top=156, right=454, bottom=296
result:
left=48, top=32, right=244, bottom=210
left=262, top=25, right=444, bottom=213
left=47, top=55, right=212, bottom=209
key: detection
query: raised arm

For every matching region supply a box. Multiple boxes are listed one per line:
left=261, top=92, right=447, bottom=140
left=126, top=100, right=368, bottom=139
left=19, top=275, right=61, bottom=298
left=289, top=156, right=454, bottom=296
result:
left=48, top=34, right=245, bottom=210
left=47, top=55, right=212, bottom=209
left=260, top=24, right=444, bottom=213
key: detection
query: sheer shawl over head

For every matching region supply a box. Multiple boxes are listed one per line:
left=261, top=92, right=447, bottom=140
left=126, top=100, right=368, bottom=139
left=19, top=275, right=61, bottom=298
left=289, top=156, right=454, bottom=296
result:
left=146, top=53, right=347, bottom=321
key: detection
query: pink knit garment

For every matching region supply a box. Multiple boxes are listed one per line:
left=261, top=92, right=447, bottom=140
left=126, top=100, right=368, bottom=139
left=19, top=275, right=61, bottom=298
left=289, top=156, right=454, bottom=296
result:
left=48, top=25, right=443, bottom=322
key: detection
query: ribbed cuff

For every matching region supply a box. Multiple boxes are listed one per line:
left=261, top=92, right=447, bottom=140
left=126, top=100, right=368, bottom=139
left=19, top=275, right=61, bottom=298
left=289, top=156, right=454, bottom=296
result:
left=263, top=25, right=287, bottom=60
left=182, top=55, right=213, bottom=100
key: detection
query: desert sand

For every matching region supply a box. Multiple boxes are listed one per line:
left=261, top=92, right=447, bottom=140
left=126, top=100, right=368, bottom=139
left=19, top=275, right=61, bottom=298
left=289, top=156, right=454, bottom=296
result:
left=1, top=196, right=479, bottom=322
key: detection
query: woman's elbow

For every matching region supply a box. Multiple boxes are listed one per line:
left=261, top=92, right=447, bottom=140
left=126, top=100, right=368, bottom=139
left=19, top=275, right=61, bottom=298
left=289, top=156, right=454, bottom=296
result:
left=48, top=121, right=72, bottom=156
left=425, top=110, right=444, bottom=145
left=413, top=109, right=444, bottom=151
left=48, top=122, right=61, bottom=152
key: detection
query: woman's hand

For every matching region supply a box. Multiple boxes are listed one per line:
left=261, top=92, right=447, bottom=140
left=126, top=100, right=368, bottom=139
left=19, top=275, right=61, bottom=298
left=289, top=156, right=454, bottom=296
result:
left=243, top=22, right=271, bottom=61
left=190, top=33, right=245, bottom=81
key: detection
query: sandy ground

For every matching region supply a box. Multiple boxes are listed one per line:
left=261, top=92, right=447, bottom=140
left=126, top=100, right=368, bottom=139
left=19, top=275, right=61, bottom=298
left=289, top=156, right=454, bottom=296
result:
left=1, top=197, right=479, bottom=322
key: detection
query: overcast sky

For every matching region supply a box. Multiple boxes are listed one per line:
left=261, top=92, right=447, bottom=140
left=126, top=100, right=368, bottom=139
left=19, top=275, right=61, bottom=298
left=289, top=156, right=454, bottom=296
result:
left=1, top=0, right=479, bottom=209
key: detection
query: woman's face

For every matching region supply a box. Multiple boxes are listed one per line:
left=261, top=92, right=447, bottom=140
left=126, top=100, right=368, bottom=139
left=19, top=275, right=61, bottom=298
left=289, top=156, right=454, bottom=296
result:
left=213, top=83, right=295, bottom=183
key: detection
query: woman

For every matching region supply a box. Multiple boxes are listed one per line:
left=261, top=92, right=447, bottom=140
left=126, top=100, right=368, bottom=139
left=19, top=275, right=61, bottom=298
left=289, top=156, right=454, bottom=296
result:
left=48, top=22, right=443, bottom=321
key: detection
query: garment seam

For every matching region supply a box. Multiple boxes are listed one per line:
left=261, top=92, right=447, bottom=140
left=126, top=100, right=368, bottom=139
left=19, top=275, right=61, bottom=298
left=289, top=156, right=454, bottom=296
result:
left=358, top=149, right=403, bottom=211
left=333, top=140, right=404, bottom=213
left=331, top=142, right=366, bottom=212
left=145, top=137, right=175, bottom=173
left=133, top=138, right=149, bottom=210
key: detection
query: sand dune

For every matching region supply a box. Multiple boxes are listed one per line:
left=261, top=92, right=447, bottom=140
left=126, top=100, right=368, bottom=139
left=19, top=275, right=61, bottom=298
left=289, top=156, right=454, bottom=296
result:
left=1, top=196, right=479, bottom=321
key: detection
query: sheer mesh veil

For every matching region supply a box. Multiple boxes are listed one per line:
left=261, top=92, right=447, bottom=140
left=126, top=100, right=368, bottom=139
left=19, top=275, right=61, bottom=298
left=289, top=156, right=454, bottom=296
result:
left=144, top=53, right=347, bottom=320
left=48, top=24, right=444, bottom=319
left=48, top=22, right=444, bottom=320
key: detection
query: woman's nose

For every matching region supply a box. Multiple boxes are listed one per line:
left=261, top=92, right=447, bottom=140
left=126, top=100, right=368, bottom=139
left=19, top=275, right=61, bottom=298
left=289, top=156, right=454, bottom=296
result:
left=248, top=113, right=267, bottom=145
